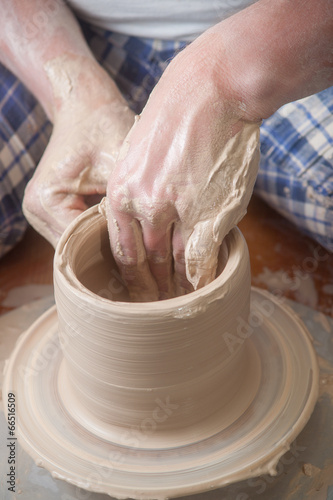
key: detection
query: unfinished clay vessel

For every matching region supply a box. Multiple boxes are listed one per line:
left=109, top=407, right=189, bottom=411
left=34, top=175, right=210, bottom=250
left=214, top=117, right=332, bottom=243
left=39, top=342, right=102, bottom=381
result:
left=54, top=203, right=257, bottom=447
left=3, top=203, right=319, bottom=499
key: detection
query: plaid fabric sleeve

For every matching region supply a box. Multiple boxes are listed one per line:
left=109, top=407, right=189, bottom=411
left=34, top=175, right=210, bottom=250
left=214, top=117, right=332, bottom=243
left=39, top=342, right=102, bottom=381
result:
left=0, top=63, right=52, bottom=258
left=256, top=87, right=333, bottom=252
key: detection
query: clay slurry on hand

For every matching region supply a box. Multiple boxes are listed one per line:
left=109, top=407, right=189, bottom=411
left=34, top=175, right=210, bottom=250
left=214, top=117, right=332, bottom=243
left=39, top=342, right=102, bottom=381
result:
left=105, top=118, right=260, bottom=300
left=184, top=121, right=260, bottom=289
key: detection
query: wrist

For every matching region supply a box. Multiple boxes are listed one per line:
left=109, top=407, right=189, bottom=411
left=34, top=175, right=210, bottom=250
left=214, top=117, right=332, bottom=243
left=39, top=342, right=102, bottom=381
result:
left=191, top=0, right=333, bottom=122
left=194, top=24, right=284, bottom=122
left=45, top=54, right=128, bottom=123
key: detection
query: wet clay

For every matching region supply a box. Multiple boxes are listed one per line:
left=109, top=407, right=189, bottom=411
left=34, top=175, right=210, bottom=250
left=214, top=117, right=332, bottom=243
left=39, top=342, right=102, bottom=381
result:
left=2, top=204, right=320, bottom=499
left=54, top=204, right=257, bottom=446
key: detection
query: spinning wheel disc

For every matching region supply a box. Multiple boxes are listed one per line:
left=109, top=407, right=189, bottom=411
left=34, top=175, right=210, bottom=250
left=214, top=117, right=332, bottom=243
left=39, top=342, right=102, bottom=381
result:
left=3, top=288, right=319, bottom=499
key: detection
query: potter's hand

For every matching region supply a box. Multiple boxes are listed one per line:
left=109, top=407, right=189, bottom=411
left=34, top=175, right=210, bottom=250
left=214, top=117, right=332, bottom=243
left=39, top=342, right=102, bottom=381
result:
left=0, top=1, right=135, bottom=248
left=106, top=0, right=333, bottom=301
left=106, top=43, right=260, bottom=301
left=22, top=56, right=135, bottom=247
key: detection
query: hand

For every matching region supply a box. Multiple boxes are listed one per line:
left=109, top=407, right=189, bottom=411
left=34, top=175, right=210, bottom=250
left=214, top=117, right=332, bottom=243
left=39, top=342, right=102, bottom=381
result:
left=106, top=38, right=260, bottom=302
left=23, top=56, right=135, bottom=247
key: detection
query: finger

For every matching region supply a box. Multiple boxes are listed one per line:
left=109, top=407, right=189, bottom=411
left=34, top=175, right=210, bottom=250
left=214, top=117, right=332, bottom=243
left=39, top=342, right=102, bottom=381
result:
left=45, top=191, right=104, bottom=246
left=63, top=160, right=112, bottom=197
left=185, top=219, right=221, bottom=290
left=23, top=181, right=89, bottom=248
left=140, top=221, right=175, bottom=300
left=172, top=223, right=193, bottom=295
left=105, top=202, right=159, bottom=302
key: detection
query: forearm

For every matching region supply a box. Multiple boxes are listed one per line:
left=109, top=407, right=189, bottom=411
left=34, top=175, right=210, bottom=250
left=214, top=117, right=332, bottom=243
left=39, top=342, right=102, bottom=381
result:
left=0, top=0, right=124, bottom=122
left=0, top=0, right=92, bottom=119
left=185, top=0, right=333, bottom=121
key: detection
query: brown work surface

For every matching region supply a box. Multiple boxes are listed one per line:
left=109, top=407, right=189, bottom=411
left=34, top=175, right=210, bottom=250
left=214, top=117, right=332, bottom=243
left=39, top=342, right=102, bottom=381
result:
left=0, top=195, right=332, bottom=317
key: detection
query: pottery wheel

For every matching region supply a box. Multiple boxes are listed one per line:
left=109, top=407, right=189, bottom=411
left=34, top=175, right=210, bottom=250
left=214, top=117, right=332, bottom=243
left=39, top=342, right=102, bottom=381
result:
left=3, top=288, right=319, bottom=500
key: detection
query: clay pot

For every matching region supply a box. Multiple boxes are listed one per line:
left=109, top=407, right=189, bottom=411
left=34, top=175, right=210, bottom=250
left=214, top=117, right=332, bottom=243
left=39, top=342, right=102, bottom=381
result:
left=54, top=204, right=255, bottom=446
left=3, top=203, right=319, bottom=498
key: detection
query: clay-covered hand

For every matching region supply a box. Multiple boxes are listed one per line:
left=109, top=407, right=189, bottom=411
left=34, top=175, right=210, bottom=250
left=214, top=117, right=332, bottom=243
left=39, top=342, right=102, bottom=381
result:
left=106, top=38, right=260, bottom=301
left=23, top=56, right=135, bottom=247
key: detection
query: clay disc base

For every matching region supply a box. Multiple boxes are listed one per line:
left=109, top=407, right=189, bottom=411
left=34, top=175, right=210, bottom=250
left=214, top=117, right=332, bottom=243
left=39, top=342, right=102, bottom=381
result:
left=3, top=288, right=319, bottom=500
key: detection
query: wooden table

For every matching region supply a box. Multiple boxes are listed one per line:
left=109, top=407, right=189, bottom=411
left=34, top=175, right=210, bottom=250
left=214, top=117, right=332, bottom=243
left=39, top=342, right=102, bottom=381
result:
left=1, top=195, right=332, bottom=317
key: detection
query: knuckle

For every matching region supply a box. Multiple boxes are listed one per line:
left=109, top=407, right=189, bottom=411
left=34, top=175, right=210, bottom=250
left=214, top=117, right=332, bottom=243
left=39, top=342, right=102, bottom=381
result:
left=22, top=180, right=38, bottom=216
left=108, top=183, right=133, bottom=213
left=147, top=250, right=170, bottom=264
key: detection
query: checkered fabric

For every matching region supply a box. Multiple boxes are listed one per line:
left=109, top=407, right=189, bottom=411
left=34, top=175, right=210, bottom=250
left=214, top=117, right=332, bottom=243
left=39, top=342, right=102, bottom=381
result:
left=0, top=65, right=52, bottom=257
left=256, top=88, right=333, bottom=251
left=0, top=19, right=332, bottom=258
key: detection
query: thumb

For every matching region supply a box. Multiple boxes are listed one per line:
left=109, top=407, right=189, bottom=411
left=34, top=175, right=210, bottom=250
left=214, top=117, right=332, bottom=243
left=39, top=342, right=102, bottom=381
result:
left=185, top=219, right=221, bottom=290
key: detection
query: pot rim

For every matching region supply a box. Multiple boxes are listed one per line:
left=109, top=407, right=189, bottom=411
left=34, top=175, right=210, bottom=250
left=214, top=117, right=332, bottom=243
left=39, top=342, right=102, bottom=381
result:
left=54, top=203, right=249, bottom=316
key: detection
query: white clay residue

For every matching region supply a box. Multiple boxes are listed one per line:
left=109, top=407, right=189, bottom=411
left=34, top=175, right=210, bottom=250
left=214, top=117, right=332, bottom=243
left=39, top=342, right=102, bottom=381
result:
left=294, top=276, right=318, bottom=309
left=253, top=267, right=291, bottom=293
left=183, top=122, right=260, bottom=289
left=254, top=267, right=318, bottom=309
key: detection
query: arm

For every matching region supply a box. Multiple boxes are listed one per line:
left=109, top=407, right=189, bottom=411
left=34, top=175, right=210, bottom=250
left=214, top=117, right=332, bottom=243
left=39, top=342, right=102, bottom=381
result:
left=0, top=0, right=134, bottom=246
left=1, top=0, right=95, bottom=120
left=204, top=0, right=333, bottom=120
left=0, top=0, right=128, bottom=120
left=106, top=0, right=333, bottom=300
